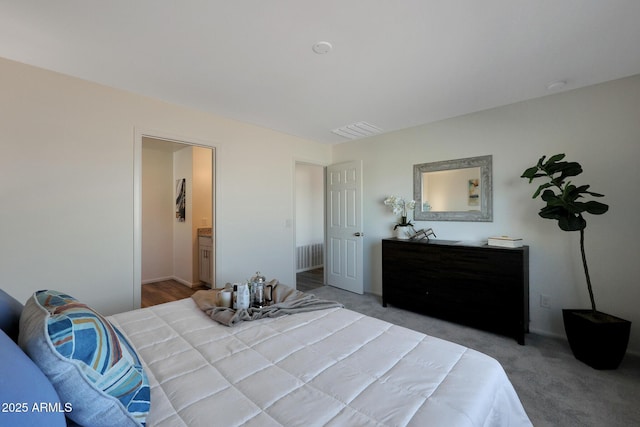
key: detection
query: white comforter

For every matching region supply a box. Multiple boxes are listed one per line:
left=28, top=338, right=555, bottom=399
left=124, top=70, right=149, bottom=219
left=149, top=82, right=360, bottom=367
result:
left=109, top=298, right=531, bottom=427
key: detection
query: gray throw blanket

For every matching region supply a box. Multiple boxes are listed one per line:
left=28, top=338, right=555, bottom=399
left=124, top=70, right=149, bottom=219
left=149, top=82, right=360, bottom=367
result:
left=192, top=282, right=343, bottom=326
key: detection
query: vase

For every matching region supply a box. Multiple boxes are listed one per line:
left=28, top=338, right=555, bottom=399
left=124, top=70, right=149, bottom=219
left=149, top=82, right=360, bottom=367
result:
left=395, top=226, right=412, bottom=239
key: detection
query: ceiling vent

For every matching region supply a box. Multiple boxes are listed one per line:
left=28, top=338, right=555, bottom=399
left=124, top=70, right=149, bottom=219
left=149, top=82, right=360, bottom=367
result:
left=332, top=122, right=383, bottom=140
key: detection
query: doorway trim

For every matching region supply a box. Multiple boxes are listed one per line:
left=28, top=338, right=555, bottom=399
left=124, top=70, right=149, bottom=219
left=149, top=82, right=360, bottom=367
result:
left=133, top=128, right=217, bottom=309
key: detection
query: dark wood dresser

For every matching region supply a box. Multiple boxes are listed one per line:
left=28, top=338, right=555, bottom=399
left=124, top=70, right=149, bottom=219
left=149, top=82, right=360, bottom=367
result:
left=382, top=238, right=529, bottom=344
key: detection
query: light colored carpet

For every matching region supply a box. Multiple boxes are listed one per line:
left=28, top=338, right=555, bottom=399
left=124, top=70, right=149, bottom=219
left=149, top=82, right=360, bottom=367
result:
left=310, top=285, right=640, bottom=427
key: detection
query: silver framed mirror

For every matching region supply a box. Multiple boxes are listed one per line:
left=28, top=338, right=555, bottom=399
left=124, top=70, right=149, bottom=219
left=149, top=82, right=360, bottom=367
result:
left=413, top=155, right=492, bottom=222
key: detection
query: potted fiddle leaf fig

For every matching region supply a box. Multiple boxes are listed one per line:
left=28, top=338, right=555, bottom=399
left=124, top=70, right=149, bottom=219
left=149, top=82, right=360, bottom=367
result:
left=521, top=154, right=631, bottom=369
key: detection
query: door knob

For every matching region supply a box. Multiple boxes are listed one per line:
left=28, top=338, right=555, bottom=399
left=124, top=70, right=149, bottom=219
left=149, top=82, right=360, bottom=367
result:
left=354, top=232, right=364, bottom=237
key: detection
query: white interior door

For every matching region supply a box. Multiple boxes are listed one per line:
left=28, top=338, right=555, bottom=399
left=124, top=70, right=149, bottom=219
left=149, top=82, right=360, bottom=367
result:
left=326, top=160, right=363, bottom=294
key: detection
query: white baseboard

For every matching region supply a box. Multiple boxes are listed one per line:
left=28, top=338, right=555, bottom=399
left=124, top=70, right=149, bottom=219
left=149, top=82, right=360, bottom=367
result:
left=141, top=276, right=173, bottom=285
left=172, top=276, right=197, bottom=288
left=142, top=276, right=201, bottom=288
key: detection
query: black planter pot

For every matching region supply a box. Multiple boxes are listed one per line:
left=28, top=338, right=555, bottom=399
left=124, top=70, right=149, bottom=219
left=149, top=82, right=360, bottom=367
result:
left=563, top=309, right=631, bottom=370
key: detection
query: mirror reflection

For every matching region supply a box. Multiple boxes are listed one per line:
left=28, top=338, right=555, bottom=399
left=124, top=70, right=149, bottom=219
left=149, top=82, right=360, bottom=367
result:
left=413, top=155, right=492, bottom=222
left=421, top=167, right=481, bottom=212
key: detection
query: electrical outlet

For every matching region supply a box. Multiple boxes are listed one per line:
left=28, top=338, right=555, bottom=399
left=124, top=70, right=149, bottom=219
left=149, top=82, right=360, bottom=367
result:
left=540, top=294, right=551, bottom=308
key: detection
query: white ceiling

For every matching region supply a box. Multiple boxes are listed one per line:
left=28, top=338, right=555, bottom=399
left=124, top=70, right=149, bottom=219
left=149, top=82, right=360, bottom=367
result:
left=2, top=1, right=640, bottom=144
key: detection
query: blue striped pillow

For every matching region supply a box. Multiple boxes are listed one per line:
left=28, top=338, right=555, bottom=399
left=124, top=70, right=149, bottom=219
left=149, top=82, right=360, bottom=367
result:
left=19, top=290, right=150, bottom=427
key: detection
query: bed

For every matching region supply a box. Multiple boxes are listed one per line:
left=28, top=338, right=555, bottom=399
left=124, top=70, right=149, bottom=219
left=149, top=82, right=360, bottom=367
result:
left=1, top=287, right=532, bottom=426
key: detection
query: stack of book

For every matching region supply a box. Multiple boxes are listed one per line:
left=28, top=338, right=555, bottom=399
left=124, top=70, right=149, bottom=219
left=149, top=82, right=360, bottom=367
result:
left=487, top=236, right=523, bottom=248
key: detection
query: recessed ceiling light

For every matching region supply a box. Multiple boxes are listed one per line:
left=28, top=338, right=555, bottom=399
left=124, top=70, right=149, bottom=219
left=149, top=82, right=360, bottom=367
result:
left=546, top=80, right=567, bottom=91
left=312, top=41, right=332, bottom=54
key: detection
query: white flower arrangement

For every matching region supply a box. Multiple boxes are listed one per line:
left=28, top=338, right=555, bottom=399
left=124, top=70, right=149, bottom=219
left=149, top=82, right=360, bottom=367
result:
left=383, top=196, right=416, bottom=229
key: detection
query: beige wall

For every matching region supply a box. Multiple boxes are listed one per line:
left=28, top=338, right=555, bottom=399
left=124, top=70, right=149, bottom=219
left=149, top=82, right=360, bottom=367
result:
left=141, top=141, right=174, bottom=282
left=0, top=57, right=331, bottom=315
left=333, top=74, right=640, bottom=353
left=172, top=147, right=194, bottom=284
left=295, top=163, right=324, bottom=247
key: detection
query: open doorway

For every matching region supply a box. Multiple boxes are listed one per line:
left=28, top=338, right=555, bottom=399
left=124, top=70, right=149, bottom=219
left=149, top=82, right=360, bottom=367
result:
left=295, top=162, right=325, bottom=292
left=134, top=133, right=215, bottom=308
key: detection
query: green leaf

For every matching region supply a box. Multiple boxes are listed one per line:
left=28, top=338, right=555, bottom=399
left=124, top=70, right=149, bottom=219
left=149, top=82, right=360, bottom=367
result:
left=570, top=184, right=591, bottom=194
left=564, top=184, right=584, bottom=203
left=532, top=183, right=553, bottom=199
left=539, top=205, right=567, bottom=220
left=547, top=161, right=582, bottom=177
left=585, top=190, right=605, bottom=198
left=540, top=189, right=560, bottom=202
left=558, top=214, right=586, bottom=231
left=570, top=201, right=590, bottom=213
left=548, top=153, right=565, bottom=161
left=521, top=166, right=540, bottom=180
left=584, top=200, right=609, bottom=215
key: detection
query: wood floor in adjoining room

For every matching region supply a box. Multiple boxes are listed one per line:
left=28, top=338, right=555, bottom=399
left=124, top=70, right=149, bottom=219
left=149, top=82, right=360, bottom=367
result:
left=141, top=280, right=209, bottom=308
left=296, top=268, right=324, bottom=292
